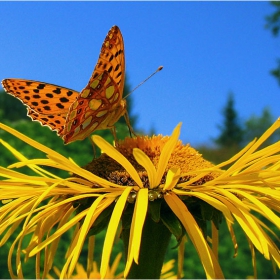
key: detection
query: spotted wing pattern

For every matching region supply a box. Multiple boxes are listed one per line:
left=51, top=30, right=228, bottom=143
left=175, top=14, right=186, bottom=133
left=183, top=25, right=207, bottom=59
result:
left=27, top=108, right=68, bottom=135
left=1, top=25, right=127, bottom=144
left=62, top=25, right=126, bottom=143
left=1, top=79, right=79, bottom=134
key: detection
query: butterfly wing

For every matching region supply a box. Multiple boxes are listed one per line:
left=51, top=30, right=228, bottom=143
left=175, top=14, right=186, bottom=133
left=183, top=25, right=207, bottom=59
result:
left=2, top=25, right=126, bottom=143
left=62, top=25, right=126, bottom=143
left=90, top=25, right=125, bottom=99
left=27, top=108, right=67, bottom=135
left=1, top=79, right=79, bottom=134
left=62, top=71, right=126, bottom=143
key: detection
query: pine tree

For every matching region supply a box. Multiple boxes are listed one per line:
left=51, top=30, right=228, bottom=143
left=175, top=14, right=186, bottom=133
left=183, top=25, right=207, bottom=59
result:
left=215, top=93, right=243, bottom=148
left=243, top=107, right=280, bottom=146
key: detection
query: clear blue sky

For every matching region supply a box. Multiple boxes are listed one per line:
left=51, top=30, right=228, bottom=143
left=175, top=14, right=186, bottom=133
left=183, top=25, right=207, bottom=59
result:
left=0, top=2, right=279, bottom=146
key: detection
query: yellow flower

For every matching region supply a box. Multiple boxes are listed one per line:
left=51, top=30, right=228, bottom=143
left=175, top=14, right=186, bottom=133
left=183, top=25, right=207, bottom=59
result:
left=47, top=236, right=124, bottom=279
left=0, top=119, right=280, bottom=279
left=48, top=252, right=175, bottom=279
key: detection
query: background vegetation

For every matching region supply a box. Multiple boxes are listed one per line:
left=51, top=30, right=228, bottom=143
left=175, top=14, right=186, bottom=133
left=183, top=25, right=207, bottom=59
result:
left=0, top=3, right=280, bottom=278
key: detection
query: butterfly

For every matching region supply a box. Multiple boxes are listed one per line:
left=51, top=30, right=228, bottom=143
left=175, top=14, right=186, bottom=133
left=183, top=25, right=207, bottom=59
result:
left=2, top=25, right=131, bottom=144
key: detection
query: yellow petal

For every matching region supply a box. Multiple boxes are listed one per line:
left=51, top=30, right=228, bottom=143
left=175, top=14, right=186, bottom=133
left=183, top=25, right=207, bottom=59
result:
left=164, top=192, right=217, bottom=279
left=67, top=195, right=105, bottom=277
left=92, top=135, right=143, bottom=188
left=155, top=123, right=181, bottom=186
left=100, top=187, right=133, bottom=278
left=124, top=188, right=148, bottom=276
left=163, top=167, right=181, bottom=191
left=133, top=148, right=157, bottom=188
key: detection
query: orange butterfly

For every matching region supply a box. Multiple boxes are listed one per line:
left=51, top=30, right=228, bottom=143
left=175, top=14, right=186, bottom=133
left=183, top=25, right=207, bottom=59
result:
left=2, top=26, right=131, bottom=144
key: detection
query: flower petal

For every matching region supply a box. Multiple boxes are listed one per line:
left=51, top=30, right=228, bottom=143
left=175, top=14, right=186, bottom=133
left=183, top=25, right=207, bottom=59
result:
left=133, top=148, right=157, bottom=187
left=92, top=135, right=143, bottom=188
left=0, top=123, right=70, bottom=162
left=163, top=167, right=181, bottom=191
left=124, top=188, right=148, bottom=277
left=100, top=187, right=133, bottom=278
left=0, top=139, right=60, bottom=178
left=155, top=123, right=181, bottom=186
left=164, top=192, right=218, bottom=279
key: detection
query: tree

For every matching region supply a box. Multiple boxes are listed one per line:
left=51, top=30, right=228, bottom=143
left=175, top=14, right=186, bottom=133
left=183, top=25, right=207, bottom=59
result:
left=214, top=93, right=244, bottom=148
left=266, top=1, right=280, bottom=85
left=243, top=107, right=280, bottom=146
left=0, top=91, right=30, bottom=121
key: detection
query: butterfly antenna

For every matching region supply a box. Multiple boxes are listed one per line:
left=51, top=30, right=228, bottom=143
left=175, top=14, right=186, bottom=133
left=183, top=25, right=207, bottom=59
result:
left=124, top=66, right=163, bottom=99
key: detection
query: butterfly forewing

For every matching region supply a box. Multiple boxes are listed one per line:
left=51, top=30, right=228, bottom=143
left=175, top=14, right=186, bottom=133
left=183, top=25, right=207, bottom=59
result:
left=62, top=25, right=126, bottom=143
left=90, top=25, right=125, bottom=96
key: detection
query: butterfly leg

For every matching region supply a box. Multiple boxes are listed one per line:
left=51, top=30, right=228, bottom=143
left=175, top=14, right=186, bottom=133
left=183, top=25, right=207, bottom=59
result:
left=110, top=126, right=119, bottom=147
left=88, top=136, right=97, bottom=158
left=124, top=111, right=137, bottom=137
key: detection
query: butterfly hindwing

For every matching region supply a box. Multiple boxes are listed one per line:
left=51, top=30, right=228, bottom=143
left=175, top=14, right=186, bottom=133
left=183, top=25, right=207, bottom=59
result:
left=62, top=71, right=126, bottom=143
left=27, top=108, right=66, bottom=135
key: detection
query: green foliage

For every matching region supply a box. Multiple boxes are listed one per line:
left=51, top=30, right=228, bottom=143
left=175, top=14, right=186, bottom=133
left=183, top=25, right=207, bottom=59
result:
left=270, top=59, right=280, bottom=84
left=0, top=91, right=29, bottom=121
left=200, top=93, right=280, bottom=165
left=214, top=93, right=244, bottom=149
left=197, top=145, right=241, bottom=165
left=266, top=1, right=280, bottom=36
left=199, top=102, right=280, bottom=165
left=266, top=2, right=280, bottom=84
left=164, top=220, right=279, bottom=279
left=244, top=107, right=280, bottom=146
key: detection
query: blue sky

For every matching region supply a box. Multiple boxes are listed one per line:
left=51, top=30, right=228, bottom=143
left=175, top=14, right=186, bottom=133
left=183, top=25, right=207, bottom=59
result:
left=0, top=2, right=279, bottom=146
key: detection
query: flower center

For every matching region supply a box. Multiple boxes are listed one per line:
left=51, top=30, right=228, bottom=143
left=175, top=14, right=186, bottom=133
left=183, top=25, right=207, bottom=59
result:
left=84, top=135, right=217, bottom=189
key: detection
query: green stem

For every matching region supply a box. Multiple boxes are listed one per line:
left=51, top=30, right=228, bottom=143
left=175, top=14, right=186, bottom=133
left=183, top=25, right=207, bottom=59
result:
left=122, top=214, right=172, bottom=279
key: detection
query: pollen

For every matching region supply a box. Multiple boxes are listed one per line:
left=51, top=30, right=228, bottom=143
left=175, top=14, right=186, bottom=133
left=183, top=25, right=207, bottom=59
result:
left=84, top=135, right=216, bottom=187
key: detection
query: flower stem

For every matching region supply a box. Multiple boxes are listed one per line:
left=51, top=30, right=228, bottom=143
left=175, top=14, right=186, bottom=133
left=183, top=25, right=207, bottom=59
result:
left=122, top=214, right=172, bottom=279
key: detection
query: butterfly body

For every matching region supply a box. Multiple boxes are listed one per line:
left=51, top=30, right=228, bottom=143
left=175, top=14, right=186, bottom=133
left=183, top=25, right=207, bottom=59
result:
left=2, top=26, right=127, bottom=144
